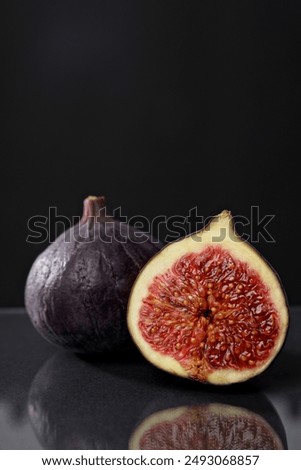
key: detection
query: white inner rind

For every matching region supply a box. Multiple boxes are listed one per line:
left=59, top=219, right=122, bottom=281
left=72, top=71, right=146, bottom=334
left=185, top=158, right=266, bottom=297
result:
left=127, top=210, right=289, bottom=385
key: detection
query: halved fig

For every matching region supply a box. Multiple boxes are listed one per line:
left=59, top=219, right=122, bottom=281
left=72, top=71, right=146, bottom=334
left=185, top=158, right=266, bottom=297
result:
left=129, top=403, right=284, bottom=450
left=127, top=211, right=289, bottom=385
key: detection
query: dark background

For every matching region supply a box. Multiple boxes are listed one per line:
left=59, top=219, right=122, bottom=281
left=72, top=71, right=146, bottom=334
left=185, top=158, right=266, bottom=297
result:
left=2, top=0, right=300, bottom=306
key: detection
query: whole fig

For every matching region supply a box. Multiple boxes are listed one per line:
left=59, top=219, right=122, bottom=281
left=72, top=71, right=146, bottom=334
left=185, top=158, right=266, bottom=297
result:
left=25, top=196, right=161, bottom=353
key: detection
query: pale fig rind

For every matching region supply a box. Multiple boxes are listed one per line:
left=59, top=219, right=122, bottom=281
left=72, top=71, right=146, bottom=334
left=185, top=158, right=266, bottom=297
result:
left=127, top=210, right=289, bottom=385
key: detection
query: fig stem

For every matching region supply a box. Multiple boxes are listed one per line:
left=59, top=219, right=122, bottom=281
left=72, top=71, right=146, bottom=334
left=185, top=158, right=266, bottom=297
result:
left=81, top=196, right=106, bottom=224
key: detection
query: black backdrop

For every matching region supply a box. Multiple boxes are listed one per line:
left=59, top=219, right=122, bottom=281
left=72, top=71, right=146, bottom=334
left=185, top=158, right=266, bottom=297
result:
left=2, top=0, right=300, bottom=306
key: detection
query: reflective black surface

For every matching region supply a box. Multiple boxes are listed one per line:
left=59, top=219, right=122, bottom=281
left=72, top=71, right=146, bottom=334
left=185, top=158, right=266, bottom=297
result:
left=0, top=308, right=300, bottom=449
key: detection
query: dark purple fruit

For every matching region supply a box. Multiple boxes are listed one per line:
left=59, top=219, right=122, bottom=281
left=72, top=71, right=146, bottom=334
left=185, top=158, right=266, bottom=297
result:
left=25, top=196, right=161, bottom=353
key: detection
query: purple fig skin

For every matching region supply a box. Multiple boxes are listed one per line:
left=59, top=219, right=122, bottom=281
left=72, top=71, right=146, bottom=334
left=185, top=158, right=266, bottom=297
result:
left=25, top=197, right=162, bottom=354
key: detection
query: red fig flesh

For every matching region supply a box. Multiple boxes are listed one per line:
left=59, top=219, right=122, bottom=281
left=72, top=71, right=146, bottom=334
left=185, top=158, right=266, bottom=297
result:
left=127, top=211, right=288, bottom=384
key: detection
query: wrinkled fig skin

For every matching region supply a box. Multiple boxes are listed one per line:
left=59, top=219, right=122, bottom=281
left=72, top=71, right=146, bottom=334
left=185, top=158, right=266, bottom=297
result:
left=25, top=199, right=162, bottom=353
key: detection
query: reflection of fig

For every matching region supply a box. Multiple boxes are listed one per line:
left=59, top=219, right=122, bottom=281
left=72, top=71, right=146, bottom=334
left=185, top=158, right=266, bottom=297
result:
left=27, top=352, right=150, bottom=449
left=129, top=387, right=287, bottom=451
left=27, top=350, right=288, bottom=449
left=25, top=195, right=161, bottom=353
left=0, top=314, right=55, bottom=423
left=129, top=403, right=284, bottom=450
left=128, top=210, right=289, bottom=384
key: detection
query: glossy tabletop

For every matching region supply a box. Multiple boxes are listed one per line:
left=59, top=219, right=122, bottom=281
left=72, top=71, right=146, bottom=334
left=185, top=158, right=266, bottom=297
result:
left=0, top=307, right=300, bottom=450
